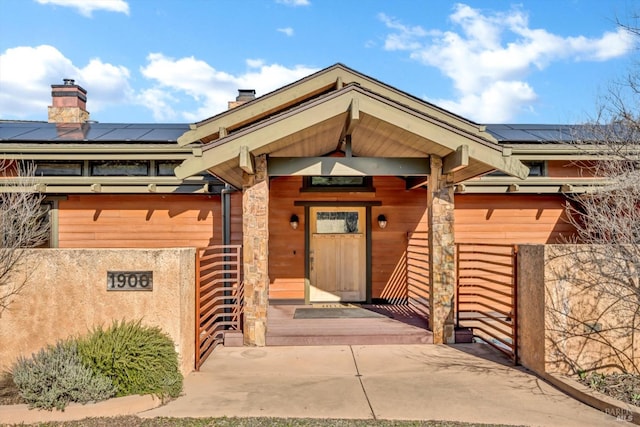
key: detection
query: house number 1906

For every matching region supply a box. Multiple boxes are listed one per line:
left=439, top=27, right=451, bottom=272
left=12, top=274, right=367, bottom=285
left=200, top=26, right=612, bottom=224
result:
left=107, top=271, right=153, bottom=291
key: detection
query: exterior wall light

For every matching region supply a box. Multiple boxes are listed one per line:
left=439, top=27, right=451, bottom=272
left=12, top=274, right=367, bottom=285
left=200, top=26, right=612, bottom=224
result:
left=290, top=214, right=299, bottom=230
left=377, top=214, right=387, bottom=229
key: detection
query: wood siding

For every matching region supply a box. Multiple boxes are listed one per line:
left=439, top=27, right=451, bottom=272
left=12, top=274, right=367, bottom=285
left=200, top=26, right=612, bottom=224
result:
left=58, top=193, right=242, bottom=248
left=546, top=160, right=596, bottom=178
left=268, top=176, right=428, bottom=301
left=455, top=194, right=575, bottom=244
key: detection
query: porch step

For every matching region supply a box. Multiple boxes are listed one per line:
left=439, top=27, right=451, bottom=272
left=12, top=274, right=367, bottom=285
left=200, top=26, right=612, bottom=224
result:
left=266, top=331, right=433, bottom=346
left=266, top=304, right=433, bottom=347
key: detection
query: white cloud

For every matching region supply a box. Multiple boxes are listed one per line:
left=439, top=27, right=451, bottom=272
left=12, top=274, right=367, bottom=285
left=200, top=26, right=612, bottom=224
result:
left=35, top=0, right=130, bottom=17
left=275, top=0, right=310, bottom=6
left=278, top=27, right=294, bottom=37
left=379, top=3, right=636, bottom=122
left=0, top=45, right=319, bottom=122
left=0, top=45, right=133, bottom=120
left=140, top=54, right=319, bottom=121
left=434, top=81, right=537, bottom=123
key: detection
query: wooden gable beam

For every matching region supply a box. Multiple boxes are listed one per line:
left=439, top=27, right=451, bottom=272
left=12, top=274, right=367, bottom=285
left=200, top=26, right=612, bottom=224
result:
left=443, top=145, right=469, bottom=174
left=268, top=156, right=430, bottom=176
left=239, top=145, right=255, bottom=175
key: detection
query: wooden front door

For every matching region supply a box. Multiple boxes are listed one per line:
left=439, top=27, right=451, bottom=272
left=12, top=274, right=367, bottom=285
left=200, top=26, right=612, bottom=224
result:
left=309, top=207, right=366, bottom=302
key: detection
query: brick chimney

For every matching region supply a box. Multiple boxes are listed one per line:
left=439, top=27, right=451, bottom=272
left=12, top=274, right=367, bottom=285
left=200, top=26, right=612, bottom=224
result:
left=48, top=78, right=90, bottom=123
left=228, top=89, right=256, bottom=109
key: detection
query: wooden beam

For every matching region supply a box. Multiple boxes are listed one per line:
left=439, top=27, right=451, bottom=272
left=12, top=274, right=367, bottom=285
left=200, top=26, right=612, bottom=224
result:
left=443, top=145, right=469, bottom=174
left=405, top=176, right=429, bottom=190
left=346, top=98, right=359, bottom=136
left=337, top=98, right=360, bottom=148
left=268, top=156, right=430, bottom=176
left=239, top=145, right=255, bottom=175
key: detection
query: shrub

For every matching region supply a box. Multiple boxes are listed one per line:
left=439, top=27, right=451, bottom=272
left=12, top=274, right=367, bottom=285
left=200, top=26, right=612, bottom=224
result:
left=11, top=340, right=116, bottom=410
left=77, top=319, right=183, bottom=398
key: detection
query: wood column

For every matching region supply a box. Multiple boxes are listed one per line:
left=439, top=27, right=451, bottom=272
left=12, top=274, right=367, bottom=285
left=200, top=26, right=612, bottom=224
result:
left=428, top=155, right=456, bottom=344
left=242, top=154, right=269, bottom=346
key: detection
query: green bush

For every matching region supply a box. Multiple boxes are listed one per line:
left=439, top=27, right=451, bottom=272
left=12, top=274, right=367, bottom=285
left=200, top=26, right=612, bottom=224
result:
left=12, top=340, right=116, bottom=410
left=77, top=319, right=183, bottom=398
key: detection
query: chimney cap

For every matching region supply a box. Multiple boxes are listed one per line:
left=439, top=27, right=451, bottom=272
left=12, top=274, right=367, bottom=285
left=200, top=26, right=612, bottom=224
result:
left=236, top=89, right=256, bottom=102
left=63, top=78, right=76, bottom=85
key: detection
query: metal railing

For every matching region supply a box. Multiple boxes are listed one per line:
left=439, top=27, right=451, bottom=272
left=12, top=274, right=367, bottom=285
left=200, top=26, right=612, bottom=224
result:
left=195, top=244, right=243, bottom=370
left=406, top=231, right=430, bottom=320
left=456, top=243, right=518, bottom=363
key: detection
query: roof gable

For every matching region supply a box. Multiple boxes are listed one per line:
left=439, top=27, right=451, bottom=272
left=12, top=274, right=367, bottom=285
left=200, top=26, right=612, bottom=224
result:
left=177, top=63, right=494, bottom=147
left=176, top=78, right=528, bottom=188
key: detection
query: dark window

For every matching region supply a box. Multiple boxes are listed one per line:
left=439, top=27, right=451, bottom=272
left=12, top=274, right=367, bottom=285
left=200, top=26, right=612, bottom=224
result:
left=156, top=161, right=181, bottom=176
left=35, top=161, right=83, bottom=176
left=302, top=176, right=373, bottom=192
left=90, top=161, right=149, bottom=176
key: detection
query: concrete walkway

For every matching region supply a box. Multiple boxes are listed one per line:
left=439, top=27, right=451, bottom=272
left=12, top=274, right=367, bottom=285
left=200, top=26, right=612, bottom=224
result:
left=141, top=344, right=626, bottom=426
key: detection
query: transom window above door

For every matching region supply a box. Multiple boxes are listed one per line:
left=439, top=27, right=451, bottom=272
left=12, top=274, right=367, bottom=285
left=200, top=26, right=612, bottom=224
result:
left=302, top=176, right=374, bottom=192
left=315, top=211, right=360, bottom=234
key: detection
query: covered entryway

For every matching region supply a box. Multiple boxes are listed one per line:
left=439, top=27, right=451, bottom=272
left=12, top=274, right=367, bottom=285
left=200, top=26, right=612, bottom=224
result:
left=176, top=63, right=528, bottom=347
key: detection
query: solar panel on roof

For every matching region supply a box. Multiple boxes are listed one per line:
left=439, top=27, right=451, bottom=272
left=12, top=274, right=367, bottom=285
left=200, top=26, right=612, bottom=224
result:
left=92, top=128, right=151, bottom=141
left=487, top=129, right=541, bottom=142
left=139, top=128, right=189, bottom=141
left=0, top=122, right=190, bottom=142
left=0, top=124, right=42, bottom=140
left=526, top=129, right=574, bottom=142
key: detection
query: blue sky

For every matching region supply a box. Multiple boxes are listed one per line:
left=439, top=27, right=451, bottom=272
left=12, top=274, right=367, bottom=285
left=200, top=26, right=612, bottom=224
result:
left=0, top=0, right=637, bottom=125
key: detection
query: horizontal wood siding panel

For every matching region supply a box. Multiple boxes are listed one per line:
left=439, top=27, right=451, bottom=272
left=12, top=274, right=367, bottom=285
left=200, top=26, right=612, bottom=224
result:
left=546, top=160, right=595, bottom=178
left=454, top=194, right=575, bottom=244
left=268, top=177, right=307, bottom=300
left=58, top=193, right=243, bottom=248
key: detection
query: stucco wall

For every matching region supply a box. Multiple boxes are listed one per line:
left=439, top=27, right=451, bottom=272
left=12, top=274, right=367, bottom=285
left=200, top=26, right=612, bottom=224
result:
left=0, top=248, right=196, bottom=375
left=518, top=244, right=639, bottom=376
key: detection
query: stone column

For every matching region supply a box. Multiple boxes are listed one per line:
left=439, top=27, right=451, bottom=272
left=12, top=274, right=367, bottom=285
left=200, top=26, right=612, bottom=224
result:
left=242, top=154, right=269, bottom=346
left=428, top=155, right=456, bottom=344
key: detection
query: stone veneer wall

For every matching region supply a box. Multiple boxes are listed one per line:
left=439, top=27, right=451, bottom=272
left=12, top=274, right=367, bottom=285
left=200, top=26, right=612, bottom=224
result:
left=0, top=248, right=196, bottom=375
left=518, top=244, right=639, bottom=375
left=47, top=107, right=90, bottom=124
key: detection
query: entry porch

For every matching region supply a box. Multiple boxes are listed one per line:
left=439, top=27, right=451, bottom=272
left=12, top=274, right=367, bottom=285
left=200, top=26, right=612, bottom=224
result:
left=180, top=65, right=526, bottom=366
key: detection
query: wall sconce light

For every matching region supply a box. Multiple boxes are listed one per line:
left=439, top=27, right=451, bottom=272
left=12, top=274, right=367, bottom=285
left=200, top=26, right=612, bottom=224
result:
left=377, top=214, right=387, bottom=229
left=289, top=214, right=299, bottom=230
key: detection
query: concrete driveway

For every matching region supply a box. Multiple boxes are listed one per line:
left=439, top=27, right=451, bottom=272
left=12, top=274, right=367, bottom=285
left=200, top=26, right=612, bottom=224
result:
left=141, top=344, right=624, bottom=426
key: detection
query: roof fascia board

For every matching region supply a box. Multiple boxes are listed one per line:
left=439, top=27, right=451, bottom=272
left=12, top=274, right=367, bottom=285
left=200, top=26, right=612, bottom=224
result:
left=0, top=144, right=193, bottom=154
left=177, top=64, right=493, bottom=147
left=2, top=153, right=192, bottom=160
left=0, top=185, right=212, bottom=194
left=1, top=176, right=211, bottom=185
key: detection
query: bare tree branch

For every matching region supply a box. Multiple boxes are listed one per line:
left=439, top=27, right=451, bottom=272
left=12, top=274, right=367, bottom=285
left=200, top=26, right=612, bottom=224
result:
left=0, top=160, right=50, bottom=316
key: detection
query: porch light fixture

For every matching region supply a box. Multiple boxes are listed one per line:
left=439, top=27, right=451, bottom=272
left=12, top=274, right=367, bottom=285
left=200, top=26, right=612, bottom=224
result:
left=289, top=214, right=299, bottom=230
left=377, top=214, right=387, bottom=229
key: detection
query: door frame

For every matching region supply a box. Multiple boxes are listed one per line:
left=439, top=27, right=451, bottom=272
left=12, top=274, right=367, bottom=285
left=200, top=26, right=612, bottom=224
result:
left=309, top=206, right=366, bottom=302
left=294, top=200, right=381, bottom=304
